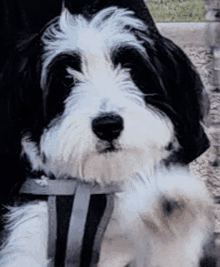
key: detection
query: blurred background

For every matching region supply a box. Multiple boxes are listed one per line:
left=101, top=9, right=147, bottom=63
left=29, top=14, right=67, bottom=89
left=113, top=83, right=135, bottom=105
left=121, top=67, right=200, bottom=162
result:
left=148, top=0, right=207, bottom=22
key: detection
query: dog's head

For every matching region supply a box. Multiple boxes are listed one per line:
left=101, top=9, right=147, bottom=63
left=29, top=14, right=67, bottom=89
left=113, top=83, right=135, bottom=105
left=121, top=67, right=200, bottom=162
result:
left=0, top=5, right=209, bottom=186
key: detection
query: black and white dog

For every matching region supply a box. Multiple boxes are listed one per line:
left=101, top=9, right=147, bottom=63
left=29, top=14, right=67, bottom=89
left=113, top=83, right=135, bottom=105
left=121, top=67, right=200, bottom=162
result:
left=0, top=0, right=214, bottom=266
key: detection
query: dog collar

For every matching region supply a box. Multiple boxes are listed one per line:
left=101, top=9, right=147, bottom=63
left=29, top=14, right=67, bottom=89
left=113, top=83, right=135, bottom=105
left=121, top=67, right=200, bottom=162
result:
left=20, top=178, right=122, bottom=267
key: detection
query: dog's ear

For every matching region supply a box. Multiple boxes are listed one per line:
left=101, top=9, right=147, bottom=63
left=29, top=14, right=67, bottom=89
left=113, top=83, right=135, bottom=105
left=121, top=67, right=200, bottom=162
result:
left=0, top=34, right=44, bottom=204
left=149, top=36, right=210, bottom=164
left=114, top=21, right=210, bottom=164
left=126, top=0, right=210, bottom=163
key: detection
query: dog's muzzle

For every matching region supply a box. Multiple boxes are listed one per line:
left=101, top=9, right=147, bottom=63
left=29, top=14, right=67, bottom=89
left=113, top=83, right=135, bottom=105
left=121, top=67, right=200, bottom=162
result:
left=20, top=178, right=122, bottom=267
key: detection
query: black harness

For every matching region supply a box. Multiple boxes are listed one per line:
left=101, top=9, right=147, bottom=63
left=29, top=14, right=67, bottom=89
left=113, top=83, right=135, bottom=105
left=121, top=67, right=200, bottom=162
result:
left=20, top=178, right=122, bottom=267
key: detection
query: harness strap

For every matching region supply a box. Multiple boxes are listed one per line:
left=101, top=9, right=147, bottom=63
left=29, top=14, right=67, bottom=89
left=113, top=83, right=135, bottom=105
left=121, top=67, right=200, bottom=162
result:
left=65, top=185, right=91, bottom=267
left=48, top=196, right=57, bottom=263
left=20, top=179, right=122, bottom=267
left=90, top=194, right=114, bottom=266
left=20, top=179, right=122, bottom=195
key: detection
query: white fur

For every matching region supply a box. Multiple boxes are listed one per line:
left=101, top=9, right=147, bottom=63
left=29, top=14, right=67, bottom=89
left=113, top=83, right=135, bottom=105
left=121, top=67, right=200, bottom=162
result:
left=0, top=6, right=213, bottom=267
left=41, top=7, right=152, bottom=87
left=99, top=166, right=214, bottom=267
left=23, top=7, right=176, bottom=184
left=0, top=167, right=213, bottom=266
left=0, top=202, right=49, bottom=267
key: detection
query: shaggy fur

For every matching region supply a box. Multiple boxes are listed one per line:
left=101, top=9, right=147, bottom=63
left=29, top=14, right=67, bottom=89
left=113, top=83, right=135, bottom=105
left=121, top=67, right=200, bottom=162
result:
left=0, top=4, right=214, bottom=267
left=0, top=167, right=213, bottom=267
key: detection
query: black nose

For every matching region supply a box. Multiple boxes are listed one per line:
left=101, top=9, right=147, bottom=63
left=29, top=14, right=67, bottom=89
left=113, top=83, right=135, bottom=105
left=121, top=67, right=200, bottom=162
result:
left=92, top=114, right=124, bottom=142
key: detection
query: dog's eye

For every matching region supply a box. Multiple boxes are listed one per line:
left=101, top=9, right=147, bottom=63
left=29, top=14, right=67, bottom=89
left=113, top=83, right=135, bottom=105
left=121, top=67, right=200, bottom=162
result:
left=62, top=75, right=75, bottom=87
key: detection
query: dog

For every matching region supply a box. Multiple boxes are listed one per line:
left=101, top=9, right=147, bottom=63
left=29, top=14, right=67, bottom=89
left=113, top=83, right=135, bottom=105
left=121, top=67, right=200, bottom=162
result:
left=0, top=1, right=215, bottom=266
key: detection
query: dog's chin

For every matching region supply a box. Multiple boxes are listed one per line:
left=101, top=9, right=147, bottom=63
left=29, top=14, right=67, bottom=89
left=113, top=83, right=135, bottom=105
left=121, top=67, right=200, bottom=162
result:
left=72, top=146, right=163, bottom=185
left=22, top=136, right=170, bottom=185
left=96, top=140, right=121, bottom=154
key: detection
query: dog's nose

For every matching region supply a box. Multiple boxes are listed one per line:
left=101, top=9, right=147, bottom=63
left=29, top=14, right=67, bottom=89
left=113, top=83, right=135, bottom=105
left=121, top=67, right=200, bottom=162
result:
left=92, top=114, right=123, bottom=142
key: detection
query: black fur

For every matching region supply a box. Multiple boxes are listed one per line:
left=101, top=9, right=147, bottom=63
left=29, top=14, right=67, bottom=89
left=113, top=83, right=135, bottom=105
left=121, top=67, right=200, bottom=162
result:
left=0, top=35, right=44, bottom=209
left=45, top=53, right=82, bottom=124
left=0, top=0, right=209, bottom=213
left=112, top=36, right=209, bottom=164
left=0, top=0, right=212, bottom=265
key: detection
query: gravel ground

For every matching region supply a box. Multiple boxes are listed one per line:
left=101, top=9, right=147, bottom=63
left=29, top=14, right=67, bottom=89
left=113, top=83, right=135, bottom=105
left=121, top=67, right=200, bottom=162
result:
left=180, top=44, right=220, bottom=232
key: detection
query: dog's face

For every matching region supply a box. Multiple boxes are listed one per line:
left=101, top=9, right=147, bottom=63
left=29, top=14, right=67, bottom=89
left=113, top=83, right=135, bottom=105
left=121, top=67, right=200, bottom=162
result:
left=22, top=7, right=178, bottom=184
left=0, top=6, right=208, bottom=187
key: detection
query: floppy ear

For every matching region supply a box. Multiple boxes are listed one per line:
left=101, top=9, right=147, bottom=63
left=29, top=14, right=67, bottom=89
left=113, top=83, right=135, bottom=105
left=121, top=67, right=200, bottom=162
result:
left=149, top=36, right=210, bottom=164
left=0, top=34, right=44, bottom=205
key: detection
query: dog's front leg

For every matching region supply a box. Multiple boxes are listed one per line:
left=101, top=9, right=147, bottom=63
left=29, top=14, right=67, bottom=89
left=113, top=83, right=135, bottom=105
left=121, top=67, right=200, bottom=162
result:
left=129, top=167, right=214, bottom=267
left=0, top=201, right=50, bottom=267
left=111, top=167, right=214, bottom=267
left=98, top=235, right=136, bottom=267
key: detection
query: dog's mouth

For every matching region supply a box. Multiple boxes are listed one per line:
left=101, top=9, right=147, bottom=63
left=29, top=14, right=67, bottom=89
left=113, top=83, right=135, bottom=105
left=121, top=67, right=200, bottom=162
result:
left=96, top=140, right=120, bottom=154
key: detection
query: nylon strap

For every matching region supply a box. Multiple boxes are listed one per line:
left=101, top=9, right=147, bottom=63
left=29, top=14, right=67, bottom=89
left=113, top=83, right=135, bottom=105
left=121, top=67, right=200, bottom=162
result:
left=90, top=194, right=114, bottom=266
left=20, top=179, right=122, bottom=195
left=19, top=179, right=122, bottom=267
left=48, top=196, right=57, bottom=262
left=65, top=184, right=91, bottom=267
